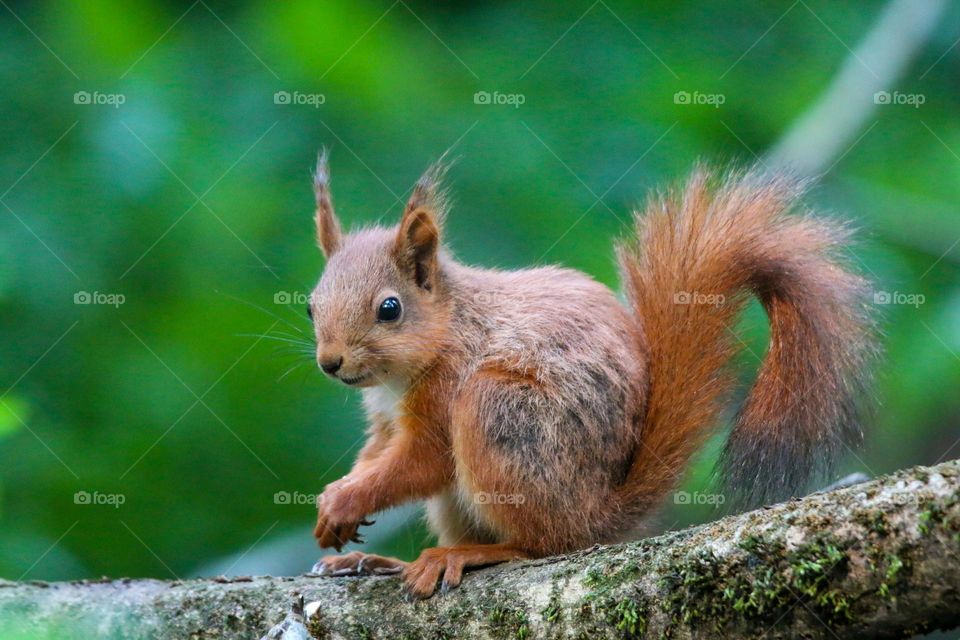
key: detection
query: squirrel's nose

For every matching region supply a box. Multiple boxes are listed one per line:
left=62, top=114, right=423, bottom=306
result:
left=320, top=357, right=343, bottom=375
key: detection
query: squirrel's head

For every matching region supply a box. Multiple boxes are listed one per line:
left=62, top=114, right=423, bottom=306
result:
left=308, top=152, right=451, bottom=388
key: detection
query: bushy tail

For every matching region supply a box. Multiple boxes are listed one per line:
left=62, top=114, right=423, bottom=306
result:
left=615, top=167, right=876, bottom=513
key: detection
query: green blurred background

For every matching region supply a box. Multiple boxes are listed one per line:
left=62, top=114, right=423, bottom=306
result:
left=0, top=0, right=958, bottom=585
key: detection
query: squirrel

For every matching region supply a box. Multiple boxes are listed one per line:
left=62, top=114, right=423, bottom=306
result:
left=306, top=152, right=876, bottom=598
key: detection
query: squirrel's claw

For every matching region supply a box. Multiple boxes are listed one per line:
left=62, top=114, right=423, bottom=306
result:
left=439, top=579, right=457, bottom=596
left=314, top=518, right=361, bottom=551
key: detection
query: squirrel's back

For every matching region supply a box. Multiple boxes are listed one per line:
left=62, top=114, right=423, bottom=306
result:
left=448, top=264, right=642, bottom=368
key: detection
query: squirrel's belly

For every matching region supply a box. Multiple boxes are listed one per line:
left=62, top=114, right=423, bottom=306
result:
left=425, top=487, right=499, bottom=546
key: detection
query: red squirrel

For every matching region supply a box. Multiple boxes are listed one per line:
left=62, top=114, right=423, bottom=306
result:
left=306, top=152, right=876, bottom=598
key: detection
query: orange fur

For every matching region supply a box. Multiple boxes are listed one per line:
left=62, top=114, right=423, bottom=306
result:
left=307, top=159, right=876, bottom=597
left=615, top=168, right=876, bottom=512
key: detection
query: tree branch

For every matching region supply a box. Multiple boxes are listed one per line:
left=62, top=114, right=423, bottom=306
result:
left=2, top=460, right=959, bottom=639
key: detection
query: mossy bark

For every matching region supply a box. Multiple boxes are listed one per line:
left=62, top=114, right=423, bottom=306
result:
left=2, top=460, right=959, bottom=639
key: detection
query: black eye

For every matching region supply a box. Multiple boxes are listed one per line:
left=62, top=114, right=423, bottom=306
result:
left=306, top=305, right=313, bottom=320
left=377, top=297, right=402, bottom=322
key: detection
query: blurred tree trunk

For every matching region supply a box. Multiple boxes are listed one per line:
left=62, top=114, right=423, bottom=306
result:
left=2, top=460, right=959, bottom=640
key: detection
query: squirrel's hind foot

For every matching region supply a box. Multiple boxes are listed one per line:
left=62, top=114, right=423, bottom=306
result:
left=401, top=543, right=530, bottom=599
left=311, top=551, right=406, bottom=577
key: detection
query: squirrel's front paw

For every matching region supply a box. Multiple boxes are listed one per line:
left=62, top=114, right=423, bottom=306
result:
left=313, top=511, right=363, bottom=551
left=313, top=481, right=372, bottom=551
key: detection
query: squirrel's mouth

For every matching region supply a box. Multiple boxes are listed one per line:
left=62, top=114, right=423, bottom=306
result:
left=339, top=372, right=372, bottom=386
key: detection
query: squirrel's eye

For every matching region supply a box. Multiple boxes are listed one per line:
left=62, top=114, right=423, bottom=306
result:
left=306, top=305, right=313, bottom=321
left=377, top=297, right=402, bottom=322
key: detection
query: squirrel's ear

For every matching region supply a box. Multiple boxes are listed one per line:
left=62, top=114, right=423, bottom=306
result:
left=395, top=207, right=440, bottom=290
left=394, top=159, right=449, bottom=289
left=313, top=149, right=342, bottom=257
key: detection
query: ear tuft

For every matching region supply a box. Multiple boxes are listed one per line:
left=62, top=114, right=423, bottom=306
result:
left=393, top=155, right=455, bottom=290
left=403, top=154, right=454, bottom=226
left=313, top=148, right=342, bottom=257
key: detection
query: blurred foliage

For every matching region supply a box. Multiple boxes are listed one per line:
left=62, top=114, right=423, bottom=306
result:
left=0, top=0, right=958, bottom=585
